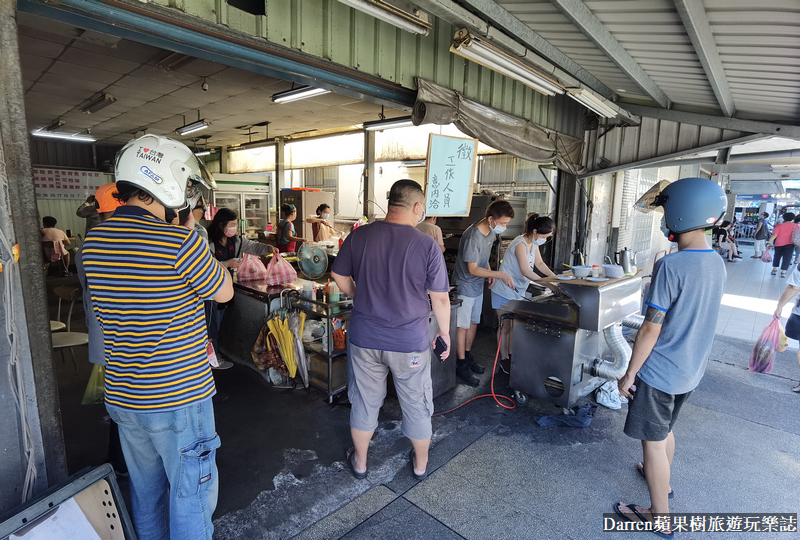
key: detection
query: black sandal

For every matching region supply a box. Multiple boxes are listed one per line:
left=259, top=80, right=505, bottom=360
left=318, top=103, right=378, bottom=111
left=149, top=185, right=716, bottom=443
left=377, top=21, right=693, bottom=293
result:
left=346, top=447, right=367, bottom=480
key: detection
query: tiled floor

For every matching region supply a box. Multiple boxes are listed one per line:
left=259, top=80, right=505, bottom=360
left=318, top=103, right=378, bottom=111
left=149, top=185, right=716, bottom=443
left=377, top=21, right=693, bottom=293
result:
left=715, top=245, right=800, bottom=347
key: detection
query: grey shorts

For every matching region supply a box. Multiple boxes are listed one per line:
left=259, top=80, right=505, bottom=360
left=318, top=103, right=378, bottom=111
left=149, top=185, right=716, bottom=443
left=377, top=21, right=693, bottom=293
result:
left=624, top=377, right=691, bottom=442
left=347, top=343, right=434, bottom=440
left=456, top=293, right=483, bottom=328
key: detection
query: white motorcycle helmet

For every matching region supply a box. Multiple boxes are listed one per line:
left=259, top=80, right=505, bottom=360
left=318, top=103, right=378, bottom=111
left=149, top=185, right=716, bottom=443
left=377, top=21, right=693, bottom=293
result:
left=115, top=134, right=216, bottom=209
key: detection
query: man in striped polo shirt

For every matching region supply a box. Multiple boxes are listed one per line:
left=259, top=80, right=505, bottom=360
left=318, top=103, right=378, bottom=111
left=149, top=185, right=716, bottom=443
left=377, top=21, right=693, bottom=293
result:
left=82, top=135, right=232, bottom=540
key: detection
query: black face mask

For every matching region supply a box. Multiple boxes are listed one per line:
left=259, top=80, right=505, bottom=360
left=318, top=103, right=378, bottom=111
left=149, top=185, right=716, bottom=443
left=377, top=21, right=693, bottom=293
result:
left=164, top=208, right=177, bottom=223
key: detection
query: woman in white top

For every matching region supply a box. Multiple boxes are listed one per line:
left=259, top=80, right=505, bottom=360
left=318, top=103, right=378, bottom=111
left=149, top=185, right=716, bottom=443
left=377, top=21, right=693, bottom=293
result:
left=490, top=214, right=556, bottom=371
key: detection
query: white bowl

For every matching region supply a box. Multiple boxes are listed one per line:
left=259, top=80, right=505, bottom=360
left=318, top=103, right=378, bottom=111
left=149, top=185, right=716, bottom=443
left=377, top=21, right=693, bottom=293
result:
left=571, top=266, right=591, bottom=278
left=603, top=264, right=626, bottom=278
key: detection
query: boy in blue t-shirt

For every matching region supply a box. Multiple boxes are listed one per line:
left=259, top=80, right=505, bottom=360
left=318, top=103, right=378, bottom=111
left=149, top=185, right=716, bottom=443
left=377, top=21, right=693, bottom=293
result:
left=614, top=178, right=728, bottom=538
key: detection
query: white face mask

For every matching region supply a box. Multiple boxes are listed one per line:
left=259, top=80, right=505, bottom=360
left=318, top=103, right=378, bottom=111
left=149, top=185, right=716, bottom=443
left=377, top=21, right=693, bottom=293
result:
left=321, top=213, right=330, bottom=220
left=534, top=237, right=547, bottom=246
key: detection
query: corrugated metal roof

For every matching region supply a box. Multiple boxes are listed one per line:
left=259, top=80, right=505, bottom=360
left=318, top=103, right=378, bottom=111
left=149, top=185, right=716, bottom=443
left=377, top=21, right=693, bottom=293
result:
left=495, top=0, right=800, bottom=122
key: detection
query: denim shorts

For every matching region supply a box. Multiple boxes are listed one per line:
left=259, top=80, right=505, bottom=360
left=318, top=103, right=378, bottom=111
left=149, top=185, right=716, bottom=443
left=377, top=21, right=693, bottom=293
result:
left=491, top=291, right=513, bottom=310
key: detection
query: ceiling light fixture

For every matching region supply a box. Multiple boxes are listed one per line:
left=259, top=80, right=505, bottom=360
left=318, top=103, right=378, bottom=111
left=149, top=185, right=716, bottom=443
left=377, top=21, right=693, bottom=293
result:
left=363, top=115, right=414, bottom=131
left=82, top=93, right=117, bottom=114
left=32, top=131, right=96, bottom=143
left=450, top=31, right=565, bottom=97
left=194, top=149, right=212, bottom=157
left=337, top=0, right=431, bottom=35
left=45, top=119, right=65, bottom=132
left=271, top=85, right=331, bottom=104
left=565, top=88, right=621, bottom=119
left=175, top=119, right=210, bottom=136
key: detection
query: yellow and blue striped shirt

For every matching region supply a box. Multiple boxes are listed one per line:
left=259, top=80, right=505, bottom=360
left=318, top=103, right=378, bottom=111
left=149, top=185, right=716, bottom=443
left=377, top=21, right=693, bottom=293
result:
left=82, top=205, right=227, bottom=411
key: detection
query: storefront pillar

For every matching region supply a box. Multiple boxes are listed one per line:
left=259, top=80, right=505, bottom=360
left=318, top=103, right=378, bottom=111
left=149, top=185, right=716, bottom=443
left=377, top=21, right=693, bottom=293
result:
left=0, top=0, right=68, bottom=514
left=363, top=130, right=376, bottom=221
left=275, top=137, right=285, bottom=192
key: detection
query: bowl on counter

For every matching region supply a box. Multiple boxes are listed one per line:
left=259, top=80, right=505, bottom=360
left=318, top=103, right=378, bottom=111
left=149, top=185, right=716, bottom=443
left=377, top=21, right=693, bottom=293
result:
left=603, top=264, right=626, bottom=278
left=571, top=266, right=591, bottom=278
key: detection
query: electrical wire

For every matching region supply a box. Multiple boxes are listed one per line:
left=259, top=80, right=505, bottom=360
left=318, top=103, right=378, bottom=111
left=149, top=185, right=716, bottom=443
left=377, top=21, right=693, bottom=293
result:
left=380, top=330, right=515, bottom=422
left=0, top=227, right=38, bottom=502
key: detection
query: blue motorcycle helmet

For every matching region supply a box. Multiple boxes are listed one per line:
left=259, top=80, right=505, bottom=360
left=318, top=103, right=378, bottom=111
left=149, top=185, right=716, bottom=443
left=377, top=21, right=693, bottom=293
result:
left=636, top=177, right=727, bottom=240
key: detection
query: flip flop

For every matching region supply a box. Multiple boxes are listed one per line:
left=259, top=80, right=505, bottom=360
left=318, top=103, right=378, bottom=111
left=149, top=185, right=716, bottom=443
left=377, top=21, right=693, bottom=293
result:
left=409, top=449, right=428, bottom=481
left=613, top=503, right=674, bottom=539
left=637, top=462, right=675, bottom=499
left=345, top=447, right=367, bottom=480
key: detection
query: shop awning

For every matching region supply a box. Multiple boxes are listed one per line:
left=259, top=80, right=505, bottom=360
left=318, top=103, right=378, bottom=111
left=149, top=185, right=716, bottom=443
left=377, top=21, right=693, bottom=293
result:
left=412, top=79, right=584, bottom=173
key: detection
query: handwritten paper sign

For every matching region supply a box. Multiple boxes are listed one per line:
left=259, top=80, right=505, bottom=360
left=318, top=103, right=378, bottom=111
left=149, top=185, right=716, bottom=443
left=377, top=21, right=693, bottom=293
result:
left=425, top=134, right=478, bottom=216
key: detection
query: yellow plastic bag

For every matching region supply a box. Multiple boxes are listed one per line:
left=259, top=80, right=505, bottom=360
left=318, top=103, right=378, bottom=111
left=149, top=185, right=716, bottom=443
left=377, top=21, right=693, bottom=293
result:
left=81, top=364, right=106, bottom=405
left=778, top=324, right=789, bottom=353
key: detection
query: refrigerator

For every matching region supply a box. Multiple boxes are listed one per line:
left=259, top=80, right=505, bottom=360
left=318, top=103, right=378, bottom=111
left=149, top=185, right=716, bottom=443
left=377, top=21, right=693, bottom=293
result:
left=212, top=174, right=271, bottom=239
left=279, top=189, right=335, bottom=241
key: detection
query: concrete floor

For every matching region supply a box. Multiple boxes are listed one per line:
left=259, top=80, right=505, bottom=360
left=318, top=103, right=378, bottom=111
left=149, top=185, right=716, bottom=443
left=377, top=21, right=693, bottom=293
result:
left=48, top=248, right=800, bottom=539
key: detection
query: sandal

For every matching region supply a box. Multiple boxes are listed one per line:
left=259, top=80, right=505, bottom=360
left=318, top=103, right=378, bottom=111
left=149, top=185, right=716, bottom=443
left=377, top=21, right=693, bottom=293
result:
left=613, top=503, right=674, bottom=539
left=781, top=271, right=787, bottom=278
left=409, top=449, right=428, bottom=481
left=772, top=269, right=778, bottom=275
left=637, top=462, right=674, bottom=498
left=345, top=447, right=367, bottom=480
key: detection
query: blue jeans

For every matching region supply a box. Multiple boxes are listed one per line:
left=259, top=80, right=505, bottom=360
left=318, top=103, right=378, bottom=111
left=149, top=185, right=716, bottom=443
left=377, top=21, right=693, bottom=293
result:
left=107, top=399, right=220, bottom=540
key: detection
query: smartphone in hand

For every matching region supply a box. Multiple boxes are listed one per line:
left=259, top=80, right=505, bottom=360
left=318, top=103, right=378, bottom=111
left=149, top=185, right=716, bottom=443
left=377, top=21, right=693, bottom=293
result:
left=433, top=336, right=448, bottom=361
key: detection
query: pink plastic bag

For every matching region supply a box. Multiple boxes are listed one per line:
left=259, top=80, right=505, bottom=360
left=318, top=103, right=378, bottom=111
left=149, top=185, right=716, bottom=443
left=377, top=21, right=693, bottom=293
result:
left=761, top=249, right=773, bottom=263
left=264, top=253, right=297, bottom=286
left=238, top=253, right=268, bottom=282
left=749, top=318, right=783, bottom=373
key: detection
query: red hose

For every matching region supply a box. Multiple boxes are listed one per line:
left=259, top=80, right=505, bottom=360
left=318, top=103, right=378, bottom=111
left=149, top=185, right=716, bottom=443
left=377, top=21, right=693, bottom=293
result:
left=433, top=331, right=515, bottom=415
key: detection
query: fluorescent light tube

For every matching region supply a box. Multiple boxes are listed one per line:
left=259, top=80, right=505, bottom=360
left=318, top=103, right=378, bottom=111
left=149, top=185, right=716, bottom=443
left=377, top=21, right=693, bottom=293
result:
left=363, top=116, right=414, bottom=131
left=82, top=93, right=117, bottom=114
left=175, top=119, right=210, bottom=136
left=271, top=86, right=331, bottom=104
left=32, top=131, right=96, bottom=143
left=45, top=119, right=65, bottom=132
left=566, top=88, right=620, bottom=118
left=450, top=33, right=564, bottom=97
left=194, top=150, right=212, bottom=156
left=337, top=0, right=431, bottom=35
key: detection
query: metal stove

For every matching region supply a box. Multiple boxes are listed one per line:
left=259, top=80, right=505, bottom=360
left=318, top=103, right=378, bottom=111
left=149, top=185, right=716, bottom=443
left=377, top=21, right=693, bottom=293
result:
left=505, top=277, right=642, bottom=408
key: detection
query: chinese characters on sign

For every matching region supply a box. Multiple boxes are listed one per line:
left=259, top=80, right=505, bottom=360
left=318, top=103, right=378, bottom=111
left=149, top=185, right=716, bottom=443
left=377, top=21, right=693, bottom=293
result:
left=425, top=134, right=478, bottom=217
left=32, top=168, right=108, bottom=199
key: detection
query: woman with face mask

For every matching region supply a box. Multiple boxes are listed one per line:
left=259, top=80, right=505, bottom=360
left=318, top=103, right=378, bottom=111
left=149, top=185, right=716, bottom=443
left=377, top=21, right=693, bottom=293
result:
left=208, top=208, right=278, bottom=268
left=307, top=203, right=337, bottom=242
left=206, top=208, right=278, bottom=354
left=490, top=213, right=556, bottom=373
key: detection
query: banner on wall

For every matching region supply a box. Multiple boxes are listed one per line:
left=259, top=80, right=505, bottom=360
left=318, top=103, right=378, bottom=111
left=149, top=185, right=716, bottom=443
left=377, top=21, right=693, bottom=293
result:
left=33, top=168, right=107, bottom=199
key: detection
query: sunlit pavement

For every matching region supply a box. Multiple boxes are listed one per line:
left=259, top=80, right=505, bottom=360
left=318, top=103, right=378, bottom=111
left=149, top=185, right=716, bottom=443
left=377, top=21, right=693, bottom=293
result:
left=717, top=245, right=800, bottom=347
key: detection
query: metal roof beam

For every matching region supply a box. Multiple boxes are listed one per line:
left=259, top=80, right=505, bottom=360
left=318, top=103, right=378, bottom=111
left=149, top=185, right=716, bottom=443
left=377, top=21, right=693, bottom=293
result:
left=548, top=0, right=671, bottom=109
left=673, top=0, right=736, bottom=117
left=623, top=104, right=800, bottom=140
left=438, top=0, right=614, bottom=98
left=657, top=148, right=800, bottom=168
left=581, top=133, right=769, bottom=179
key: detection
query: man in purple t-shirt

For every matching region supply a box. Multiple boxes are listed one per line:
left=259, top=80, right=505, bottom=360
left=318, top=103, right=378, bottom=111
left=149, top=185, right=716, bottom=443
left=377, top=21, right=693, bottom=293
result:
left=332, top=180, right=451, bottom=481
